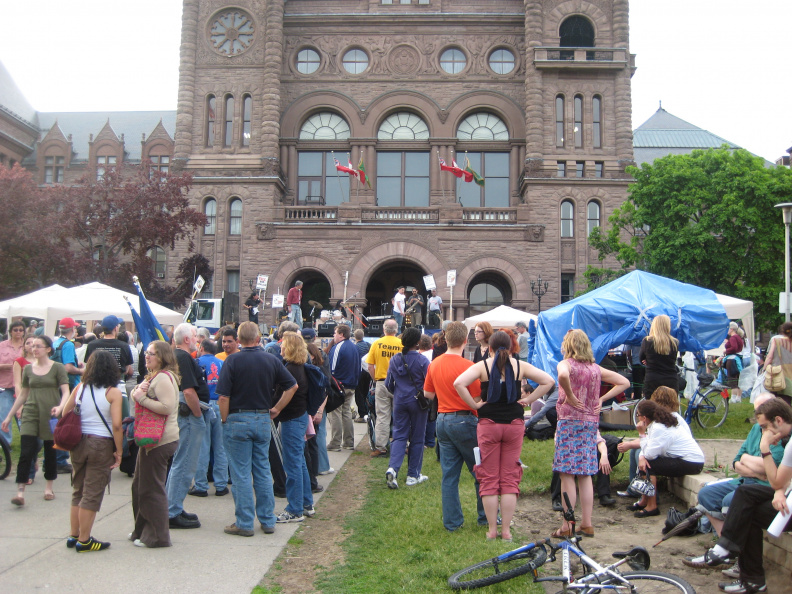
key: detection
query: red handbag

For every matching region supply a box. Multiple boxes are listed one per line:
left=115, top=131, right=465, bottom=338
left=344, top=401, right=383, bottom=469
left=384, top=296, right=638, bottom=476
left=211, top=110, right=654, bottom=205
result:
left=53, top=386, right=85, bottom=451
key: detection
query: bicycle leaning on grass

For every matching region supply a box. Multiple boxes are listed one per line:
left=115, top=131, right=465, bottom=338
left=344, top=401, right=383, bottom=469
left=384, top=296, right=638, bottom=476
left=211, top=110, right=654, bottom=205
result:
left=0, top=433, right=11, bottom=480
left=448, top=493, right=696, bottom=593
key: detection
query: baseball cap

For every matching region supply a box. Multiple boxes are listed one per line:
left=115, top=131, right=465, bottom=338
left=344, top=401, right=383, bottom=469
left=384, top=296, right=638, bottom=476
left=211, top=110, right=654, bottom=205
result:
left=58, top=317, right=79, bottom=329
left=301, top=328, right=316, bottom=340
left=101, top=315, right=122, bottom=331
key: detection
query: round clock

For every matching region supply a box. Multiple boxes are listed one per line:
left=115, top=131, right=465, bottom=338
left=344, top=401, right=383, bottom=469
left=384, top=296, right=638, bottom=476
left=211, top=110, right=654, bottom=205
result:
left=209, top=9, right=255, bottom=56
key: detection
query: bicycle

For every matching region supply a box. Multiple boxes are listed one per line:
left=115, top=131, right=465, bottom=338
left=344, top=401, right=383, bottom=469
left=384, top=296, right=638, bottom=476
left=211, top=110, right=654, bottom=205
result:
left=0, top=433, right=11, bottom=480
left=448, top=494, right=696, bottom=593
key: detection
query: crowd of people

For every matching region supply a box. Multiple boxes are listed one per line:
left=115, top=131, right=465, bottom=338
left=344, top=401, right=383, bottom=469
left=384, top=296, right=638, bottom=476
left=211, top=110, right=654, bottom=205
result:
left=1, top=311, right=790, bottom=594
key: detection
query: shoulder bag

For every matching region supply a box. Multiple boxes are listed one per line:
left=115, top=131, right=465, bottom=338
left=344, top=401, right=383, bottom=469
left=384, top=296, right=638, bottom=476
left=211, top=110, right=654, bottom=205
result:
left=764, top=338, right=786, bottom=392
left=134, top=371, right=171, bottom=448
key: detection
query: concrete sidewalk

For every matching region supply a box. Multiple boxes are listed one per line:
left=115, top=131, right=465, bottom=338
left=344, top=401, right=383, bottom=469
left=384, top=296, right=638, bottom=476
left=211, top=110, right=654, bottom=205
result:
left=0, top=421, right=369, bottom=593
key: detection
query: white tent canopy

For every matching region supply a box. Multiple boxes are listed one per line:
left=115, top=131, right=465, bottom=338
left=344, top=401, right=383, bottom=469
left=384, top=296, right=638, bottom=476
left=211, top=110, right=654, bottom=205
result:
left=0, top=282, right=183, bottom=334
left=714, top=292, right=755, bottom=352
left=463, top=305, right=538, bottom=331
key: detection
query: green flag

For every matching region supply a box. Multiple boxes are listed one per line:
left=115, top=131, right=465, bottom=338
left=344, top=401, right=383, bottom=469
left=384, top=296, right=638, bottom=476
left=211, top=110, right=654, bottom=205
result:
left=465, top=158, right=485, bottom=187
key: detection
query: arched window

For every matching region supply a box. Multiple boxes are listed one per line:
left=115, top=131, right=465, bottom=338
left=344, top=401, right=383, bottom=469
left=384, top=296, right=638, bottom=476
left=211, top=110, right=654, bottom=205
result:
left=296, top=48, right=321, bottom=74
left=377, top=112, right=429, bottom=140
left=592, top=95, right=602, bottom=148
left=560, top=15, right=595, bottom=47
left=149, top=152, right=169, bottom=178
left=561, top=200, right=574, bottom=238
left=587, top=201, right=601, bottom=236
left=44, top=153, right=65, bottom=184
left=206, top=95, right=216, bottom=148
left=96, top=153, right=116, bottom=181
left=342, top=49, right=369, bottom=74
left=147, top=246, right=167, bottom=278
left=223, top=95, right=234, bottom=147
left=229, top=198, right=242, bottom=235
left=574, top=95, right=583, bottom=148
left=204, top=198, right=216, bottom=235
left=555, top=95, right=565, bottom=148
left=440, top=48, right=466, bottom=74
left=489, top=48, right=515, bottom=74
left=241, top=95, right=252, bottom=147
left=299, top=112, right=351, bottom=140
left=456, top=113, right=509, bottom=141
left=468, top=273, right=512, bottom=316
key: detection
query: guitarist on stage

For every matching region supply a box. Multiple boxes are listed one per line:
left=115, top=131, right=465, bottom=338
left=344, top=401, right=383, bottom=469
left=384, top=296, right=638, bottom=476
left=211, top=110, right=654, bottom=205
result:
left=405, top=288, right=425, bottom=328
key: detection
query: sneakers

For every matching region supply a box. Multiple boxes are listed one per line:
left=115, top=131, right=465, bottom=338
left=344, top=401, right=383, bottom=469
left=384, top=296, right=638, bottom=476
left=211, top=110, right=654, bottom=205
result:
left=718, top=580, right=766, bottom=593
left=261, top=524, right=276, bottom=534
left=75, top=536, right=111, bottom=552
left=276, top=511, right=305, bottom=523
left=386, top=468, right=398, bottom=489
left=682, top=549, right=735, bottom=570
left=318, top=467, right=335, bottom=475
left=188, top=487, right=208, bottom=497
left=133, top=539, right=147, bottom=548
left=405, top=474, right=429, bottom=486
left=66, top=536, right=78, bottom=548
left=224, top=523, right=254, bottom=537
left=303, top=505, right=316, bottom=517
left=722, top=560, right=741, bottom=580
left=57, top=463, right=73, bottom=474
left=552, top=497, right=563, bottom=512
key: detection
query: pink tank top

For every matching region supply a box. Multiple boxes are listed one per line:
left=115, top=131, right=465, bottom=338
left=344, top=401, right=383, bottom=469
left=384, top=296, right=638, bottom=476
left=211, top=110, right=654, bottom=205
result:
left=557, top=358, right=601, bottom=423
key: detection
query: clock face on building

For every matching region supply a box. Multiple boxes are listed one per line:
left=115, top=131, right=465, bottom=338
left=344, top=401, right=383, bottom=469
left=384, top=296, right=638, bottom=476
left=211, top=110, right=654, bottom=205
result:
left=209, top=10, right=255, bottom=56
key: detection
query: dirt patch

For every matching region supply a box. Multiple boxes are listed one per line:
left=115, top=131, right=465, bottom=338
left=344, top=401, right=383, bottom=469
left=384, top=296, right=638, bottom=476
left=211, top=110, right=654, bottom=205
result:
left=514, top=493, right=787, bottom=594
left=258, top=447, right=369, bottom=593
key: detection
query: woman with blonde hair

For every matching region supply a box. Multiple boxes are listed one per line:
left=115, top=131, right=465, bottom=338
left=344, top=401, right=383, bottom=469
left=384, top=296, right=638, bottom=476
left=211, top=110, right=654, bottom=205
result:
left=552, top=329, right=630, bottom=537
left=272, top=331, right=314, bottom=523
left=639, top=315, right=680, bottom=400
left=129, top=340, right=180, bottom=548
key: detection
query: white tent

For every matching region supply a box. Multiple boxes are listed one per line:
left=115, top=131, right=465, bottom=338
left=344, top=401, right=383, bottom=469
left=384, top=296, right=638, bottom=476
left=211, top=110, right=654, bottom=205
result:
left=713, top=292, right=755, bottom=353
left=0, top=282, right=184, bottom=334
left=463, top=305, right=538, bottom=331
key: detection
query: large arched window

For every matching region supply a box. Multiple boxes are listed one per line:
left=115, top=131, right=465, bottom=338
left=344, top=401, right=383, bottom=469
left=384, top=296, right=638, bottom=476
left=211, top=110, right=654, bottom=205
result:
left=456, top=113, right=509, bottom=141
left=229, top=198, right=242, bottom=235
left=555, top=95, right=565, bottom=148
left=204, top=198, right=216, bottom=235
left=299, top=112, right=351, bottom=140
left=147, top=246, right=167, bottom=278
left=592, top=95, right=602, bottom=148
left=587, top=201, right=601, bottom=236
left=574, top=95, right=583, bottom=148
left=561, top=200, right=574, bottom=238
left=560, top=15, right=595, bottom=47
left=468, top=273, right=512, bottom=316
left=377, top=112, right=429, bottom=140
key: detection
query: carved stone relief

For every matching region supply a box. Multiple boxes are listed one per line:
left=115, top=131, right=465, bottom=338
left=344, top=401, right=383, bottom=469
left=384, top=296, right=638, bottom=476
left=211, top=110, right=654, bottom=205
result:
left=524, top=224, right=545, bottom=242
left=256, top=222, right=276, bottom=240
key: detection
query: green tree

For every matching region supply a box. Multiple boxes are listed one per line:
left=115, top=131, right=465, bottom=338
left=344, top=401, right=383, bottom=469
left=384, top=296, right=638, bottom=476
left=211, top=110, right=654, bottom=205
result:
left=586, top=147, right=792, bottom=331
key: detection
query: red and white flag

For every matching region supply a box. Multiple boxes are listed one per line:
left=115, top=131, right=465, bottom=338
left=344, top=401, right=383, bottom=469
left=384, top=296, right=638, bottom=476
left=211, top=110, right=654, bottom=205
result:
left=334, top=157, right=358, bottom=178
left=439, top=157, right=464, bottom=179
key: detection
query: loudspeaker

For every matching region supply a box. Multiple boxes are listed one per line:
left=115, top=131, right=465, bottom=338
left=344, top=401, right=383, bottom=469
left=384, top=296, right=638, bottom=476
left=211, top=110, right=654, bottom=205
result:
left=365, top=321, right=382, bottom=337
left=317, top=322, right=337, bottom=337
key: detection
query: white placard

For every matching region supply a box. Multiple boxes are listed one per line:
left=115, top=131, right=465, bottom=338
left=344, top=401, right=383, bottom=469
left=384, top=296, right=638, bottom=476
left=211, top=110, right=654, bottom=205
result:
left=193, top=275, right=205, bottom=293
left=256, top=274, right=269, bottom=291
left=780, top=292, right=792, bottom=314
left=271, top=294, right=284, bottom=308
left=447, top=270, right=457, bottom=287
left=423, top=274, right=436, bottom=291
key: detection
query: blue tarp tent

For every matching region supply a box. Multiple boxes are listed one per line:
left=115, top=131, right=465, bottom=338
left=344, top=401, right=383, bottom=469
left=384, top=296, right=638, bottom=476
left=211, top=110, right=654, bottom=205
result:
left=530, top=271, right=729, bottom=379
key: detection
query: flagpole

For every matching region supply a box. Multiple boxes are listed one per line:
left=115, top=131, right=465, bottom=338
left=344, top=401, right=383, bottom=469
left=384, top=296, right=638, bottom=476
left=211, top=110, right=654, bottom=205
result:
left=332, top=150, right=345, bottom=204
left=437, top=150, right=447, bottom=203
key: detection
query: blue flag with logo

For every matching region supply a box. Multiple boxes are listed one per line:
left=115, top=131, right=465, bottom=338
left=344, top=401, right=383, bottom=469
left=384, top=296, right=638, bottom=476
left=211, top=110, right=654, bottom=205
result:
left=128, top=279, right=167, bottom=349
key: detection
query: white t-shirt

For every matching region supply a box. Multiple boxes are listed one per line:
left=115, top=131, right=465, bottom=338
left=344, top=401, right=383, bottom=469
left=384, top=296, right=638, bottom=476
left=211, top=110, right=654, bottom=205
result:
left=428, top=295, right=442, bottom=311
left=393, top=292, right=405, bottom=314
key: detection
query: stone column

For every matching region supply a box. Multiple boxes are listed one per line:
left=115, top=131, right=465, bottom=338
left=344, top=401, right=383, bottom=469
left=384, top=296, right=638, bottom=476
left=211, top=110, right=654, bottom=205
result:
left=523, top=0, right=544, bottom=160
left=612, top=0, right=634, bottom=162
left=260, top=1, right=285, bottom=163
left=173, top=0, right=200, bottom=162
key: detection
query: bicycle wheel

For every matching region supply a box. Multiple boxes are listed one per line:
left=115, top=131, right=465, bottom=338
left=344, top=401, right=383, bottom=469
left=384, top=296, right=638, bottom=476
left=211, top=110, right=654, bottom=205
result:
left=448, top=546, right=547, bottom=590
left=0, top=435, right=11, bottom=481
left=631, top=398, right=645, bottom=426
left=695, top=388, right=729, bottom=429
left=593, top=570, right=696, bottom=594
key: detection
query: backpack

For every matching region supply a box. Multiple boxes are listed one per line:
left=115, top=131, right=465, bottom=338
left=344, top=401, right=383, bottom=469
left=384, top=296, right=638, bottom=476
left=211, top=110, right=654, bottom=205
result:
left=50, top=337, right=69, bottom=364
left=305, top=362, right=329, bottom=416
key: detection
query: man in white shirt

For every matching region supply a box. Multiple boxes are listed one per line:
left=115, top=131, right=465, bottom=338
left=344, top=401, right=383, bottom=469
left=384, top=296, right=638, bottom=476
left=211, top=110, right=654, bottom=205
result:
left=392, top=287, right=406, bottom=332
left=427, top=289, right=443, bottom=329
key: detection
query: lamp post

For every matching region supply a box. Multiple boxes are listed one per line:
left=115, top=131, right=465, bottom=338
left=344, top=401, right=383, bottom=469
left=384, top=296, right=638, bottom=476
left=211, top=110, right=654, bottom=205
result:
left=776, top=203, right=792, bottom=323
left=530, top=275, right=549, bottom=313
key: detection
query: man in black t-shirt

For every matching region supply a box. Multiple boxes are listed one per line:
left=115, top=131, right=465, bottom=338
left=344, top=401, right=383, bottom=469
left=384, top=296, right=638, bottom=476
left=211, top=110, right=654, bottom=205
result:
left=85, top=315, right=134, bottom=390
left=216, top=321, right=297, bottom=536
left=166, top=323, right=209, bottom=529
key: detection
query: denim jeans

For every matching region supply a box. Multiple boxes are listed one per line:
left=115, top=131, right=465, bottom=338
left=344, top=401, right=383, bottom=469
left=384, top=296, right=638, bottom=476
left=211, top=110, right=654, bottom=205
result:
left=0, top=388, right=15, bottom=444
left=435, top=413, right=486, bottom=530
left=194, top=402, right=228, bottom=492
left=696, top=477, right=762, bottom=520
left=393, top=312, right=404, bottom=332
left=223, top=411, right=275, bottom=530
left=388, top=395, right=428, bottom=478
left=316, top=413, right=330, bottom=472
left=166, top=412, right=206, bottom=518
left=290, top=304, right=303, bottom=329
left=278, top=413, right=313, bottom=516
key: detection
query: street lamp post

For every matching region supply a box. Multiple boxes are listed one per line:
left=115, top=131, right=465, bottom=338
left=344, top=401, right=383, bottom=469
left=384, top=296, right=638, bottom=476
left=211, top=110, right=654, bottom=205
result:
left=530, top=275, right=549, bottom=313
left=776, top=203, right=792, bottom=323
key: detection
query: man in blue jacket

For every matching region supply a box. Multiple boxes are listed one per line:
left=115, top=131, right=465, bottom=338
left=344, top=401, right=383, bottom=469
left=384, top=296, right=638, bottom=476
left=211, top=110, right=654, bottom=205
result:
left=327, top=324, right=361, bottom=451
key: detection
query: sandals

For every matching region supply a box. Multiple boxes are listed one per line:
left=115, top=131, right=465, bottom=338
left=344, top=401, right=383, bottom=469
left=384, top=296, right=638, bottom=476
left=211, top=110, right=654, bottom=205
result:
left=44, top=492, right=55, bottom=501
left=551, top=527, right=572, bottom=538
left=579, top=526, right=595, bottom=537
left=626, top=502, right=646, bottom=511
left=634, top=508, right=660, bottom=518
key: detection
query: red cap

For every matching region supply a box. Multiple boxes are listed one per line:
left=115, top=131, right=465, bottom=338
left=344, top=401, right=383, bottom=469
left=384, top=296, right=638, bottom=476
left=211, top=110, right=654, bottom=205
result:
left=58, top=317, right=79, bottom=329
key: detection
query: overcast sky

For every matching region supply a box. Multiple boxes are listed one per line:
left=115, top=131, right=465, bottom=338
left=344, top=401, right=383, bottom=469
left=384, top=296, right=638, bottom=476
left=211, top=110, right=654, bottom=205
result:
left=2, top=1, right=789, bottom=161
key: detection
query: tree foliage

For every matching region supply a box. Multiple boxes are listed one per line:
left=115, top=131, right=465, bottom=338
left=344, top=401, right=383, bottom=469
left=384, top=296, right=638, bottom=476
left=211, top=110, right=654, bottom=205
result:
left=0, top=163, right=207, bottom=303
left=586, top=147, right=792, bottom=331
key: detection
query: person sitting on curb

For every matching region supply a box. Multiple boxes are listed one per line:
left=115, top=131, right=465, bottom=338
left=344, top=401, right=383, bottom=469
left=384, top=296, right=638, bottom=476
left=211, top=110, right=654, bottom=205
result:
left=682, top=398, right=792, bottom=594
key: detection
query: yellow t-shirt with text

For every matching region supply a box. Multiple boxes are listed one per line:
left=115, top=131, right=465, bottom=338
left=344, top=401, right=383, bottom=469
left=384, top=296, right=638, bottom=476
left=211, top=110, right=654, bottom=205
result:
left=365, top=335, right=403, bottom=380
